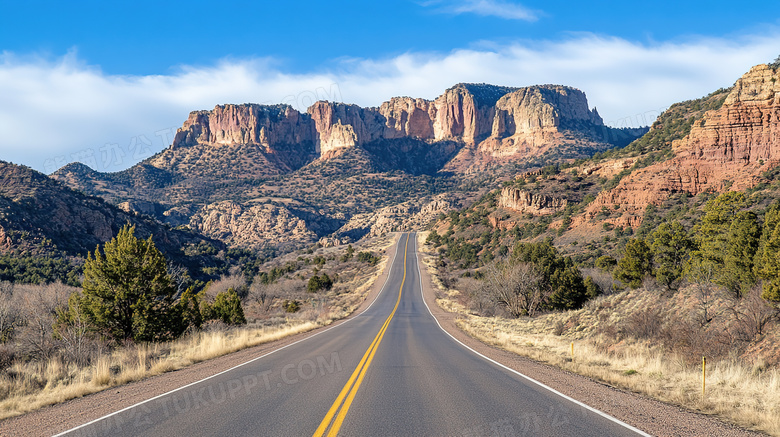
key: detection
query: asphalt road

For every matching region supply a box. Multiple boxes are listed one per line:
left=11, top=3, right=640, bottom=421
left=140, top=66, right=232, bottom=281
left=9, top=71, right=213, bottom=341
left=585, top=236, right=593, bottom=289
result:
left=58, top=233, right=647, bottom=437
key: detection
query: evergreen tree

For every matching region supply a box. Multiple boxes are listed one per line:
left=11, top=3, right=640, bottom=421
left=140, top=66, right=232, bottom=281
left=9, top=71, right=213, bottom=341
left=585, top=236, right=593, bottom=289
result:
left=79, top=225, right=177, bottom=342
left=649, top=221, right=694, bottom=291
left=513, top=239, right=590, bottom=310
left=211, top=289, right=246, bottom=325
left=175, top=287, right=203, bottom=332
left=693, top=191, right=746, bottom=267
left=614, top=238, right=653, bottom=289
left=720, top=211, right=760, bottom=295
left=584, top=276, right=602, bottom=299
left=756, top=203, right=780, bottom=301
left=307, top=274, right=333, bottom=293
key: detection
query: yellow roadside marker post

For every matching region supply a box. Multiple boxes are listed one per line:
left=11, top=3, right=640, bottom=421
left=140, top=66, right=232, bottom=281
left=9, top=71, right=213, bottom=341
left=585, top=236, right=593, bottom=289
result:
left=702, top=356, right=706, bottom=397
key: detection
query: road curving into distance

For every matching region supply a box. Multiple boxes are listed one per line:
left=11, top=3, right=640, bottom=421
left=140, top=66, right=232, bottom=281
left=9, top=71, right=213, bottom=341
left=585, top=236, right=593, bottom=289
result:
left=57, top=233, right=646, bottom=437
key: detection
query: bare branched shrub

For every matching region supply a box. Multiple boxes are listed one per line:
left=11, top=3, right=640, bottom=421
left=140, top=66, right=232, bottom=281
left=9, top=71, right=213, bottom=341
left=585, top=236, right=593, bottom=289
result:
left=642, top=275, right=660, bottom=294
left=729, top=286, right=778, bottom=343
left=439, top=273, right=455, bottom=291
left=272, top=278, right=306, bottom=299
left=481, top=261, right=545, bottom=317
left=691, top=279, right=724, bottom=327
left=580, top=268, right=621, bottom=295
left=205, top=274, right=248, bottom=299
left=167, top=263, right=190, bottom=299
left=619, top=307, right=663, bottom=340
left=55, top=293, right=94, bottom=367
left=0, top=283, right=20, bottom=343
left=15, top=282, right=72, bottom=359
left=460, top=277, right=496, bottom=316
left=246, top=281, right=275, bottom=313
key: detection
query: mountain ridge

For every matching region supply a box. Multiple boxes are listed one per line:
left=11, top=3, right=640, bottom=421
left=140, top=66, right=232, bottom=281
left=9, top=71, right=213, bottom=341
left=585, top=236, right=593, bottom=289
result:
left=49, top=81, right=646, bottom=251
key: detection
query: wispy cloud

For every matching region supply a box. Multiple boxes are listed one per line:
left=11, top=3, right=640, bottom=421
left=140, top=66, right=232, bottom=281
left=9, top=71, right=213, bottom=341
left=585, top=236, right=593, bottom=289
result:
left=1, top=32, right=778, bottom=173
left=422, top=0, right=539, bottom=21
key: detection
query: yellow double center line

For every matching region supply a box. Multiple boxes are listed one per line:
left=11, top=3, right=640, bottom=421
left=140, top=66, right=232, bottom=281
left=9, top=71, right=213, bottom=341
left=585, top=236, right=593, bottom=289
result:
left=313, top=234, right=409, bottom=437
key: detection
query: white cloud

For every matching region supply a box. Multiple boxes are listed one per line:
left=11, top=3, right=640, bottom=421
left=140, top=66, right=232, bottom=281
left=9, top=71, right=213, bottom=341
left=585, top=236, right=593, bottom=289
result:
left=1, top=32, right=778, bottom=173
left=426, top=0, right=539, bottom=21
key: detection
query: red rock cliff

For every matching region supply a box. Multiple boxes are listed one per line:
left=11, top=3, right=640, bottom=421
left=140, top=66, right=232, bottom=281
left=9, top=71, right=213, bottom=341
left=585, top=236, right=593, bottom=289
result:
left=580, top=64, right=780, bottom=230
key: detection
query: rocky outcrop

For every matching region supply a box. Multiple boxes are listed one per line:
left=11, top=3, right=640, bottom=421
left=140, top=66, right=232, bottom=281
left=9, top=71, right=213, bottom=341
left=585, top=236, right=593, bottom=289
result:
left=478, top=86, right=606, bottom=158
left=579, top=64, right=780, bottom=230
left=307, top=101, right=384, bottom=157
left=118, top=200, right=157, bottom=216
left=334, top=195, right=457, bottom=240
left=574, top=158, right=635, bottom=179
left=172, top=104, right=316, bottom=151
left=189, top=201, right=317, bottom=249
left=492, top=86, right=602, bottom=137
left=0, top=225, right=10, bottom=251
left=673, top=64, right=780, bottom=184
left=498, top=187, right=567, bottom=215
left=378, top=97, right=436, bottom=139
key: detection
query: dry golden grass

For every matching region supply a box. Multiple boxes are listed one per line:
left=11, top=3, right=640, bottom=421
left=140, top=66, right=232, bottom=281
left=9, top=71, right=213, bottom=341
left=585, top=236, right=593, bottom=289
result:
left=0, top=322, right=319, bottom=420
left=457, top=317, right=780, bottom=435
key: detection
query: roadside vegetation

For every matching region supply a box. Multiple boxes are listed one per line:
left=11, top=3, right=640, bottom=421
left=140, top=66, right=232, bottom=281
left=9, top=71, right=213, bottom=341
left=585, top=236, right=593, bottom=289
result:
left=421, top=189, right=780, bottom=435
left=0, top=226, right=393, bottom=420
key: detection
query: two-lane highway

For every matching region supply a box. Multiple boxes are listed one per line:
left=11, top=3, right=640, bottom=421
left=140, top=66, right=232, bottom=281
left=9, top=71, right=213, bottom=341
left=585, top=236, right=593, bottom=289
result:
left=59, top=233, right=646, bottom=437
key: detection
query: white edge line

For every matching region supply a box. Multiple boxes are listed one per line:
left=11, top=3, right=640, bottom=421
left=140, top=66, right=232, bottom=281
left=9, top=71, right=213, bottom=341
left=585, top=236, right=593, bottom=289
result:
left=410, top=232, right=652, bottom=437
left=54, top=233, right=404, bottom=437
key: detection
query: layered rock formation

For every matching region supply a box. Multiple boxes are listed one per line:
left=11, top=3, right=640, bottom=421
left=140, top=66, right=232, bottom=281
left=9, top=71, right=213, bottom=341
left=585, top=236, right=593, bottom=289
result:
left=53, top=82, right=642, bottom=250
left=173, top=104, right=315, bottom=151
left=169, top=83, right=619, bottom=166
left=497, top=187, right=568, bottom=215
left=482, top=86, right=605, bottom=156
left=580, top=64, right=780, bottom=229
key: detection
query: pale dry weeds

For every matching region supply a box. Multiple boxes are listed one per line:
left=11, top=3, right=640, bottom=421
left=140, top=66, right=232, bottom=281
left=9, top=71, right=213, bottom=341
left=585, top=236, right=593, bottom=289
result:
left=0, top=322, right=319, bottom=420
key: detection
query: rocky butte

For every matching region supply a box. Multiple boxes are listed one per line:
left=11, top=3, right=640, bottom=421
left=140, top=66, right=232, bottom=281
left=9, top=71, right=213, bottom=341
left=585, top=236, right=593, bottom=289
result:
left=168, top=83, right=637, bottom=170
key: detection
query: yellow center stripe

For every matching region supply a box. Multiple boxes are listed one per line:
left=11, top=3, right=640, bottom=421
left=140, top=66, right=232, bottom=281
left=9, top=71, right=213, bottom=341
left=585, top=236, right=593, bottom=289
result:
left=313, top=234, right=409, bottom=437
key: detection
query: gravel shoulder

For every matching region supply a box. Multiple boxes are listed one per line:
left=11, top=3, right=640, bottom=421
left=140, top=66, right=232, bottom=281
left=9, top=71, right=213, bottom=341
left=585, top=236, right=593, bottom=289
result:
left=415, top=241, right=764, bottom=437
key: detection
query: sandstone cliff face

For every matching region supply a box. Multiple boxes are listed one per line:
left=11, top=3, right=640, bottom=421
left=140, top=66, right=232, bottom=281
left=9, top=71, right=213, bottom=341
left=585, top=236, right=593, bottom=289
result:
left=378, top=97, right=436, bottom=140
left=675, top=64, right=780, bottom=178
left=479, top=86, right=605, bottom=158
left=173, top=104, right=316, bottom=151
left=169, top=83, right=609, bottom=166
left=492, top=86, right=602, bottom=137
left=118, top=200, right=158, bottom=216
left=307, top=101, right=385, bottom=157
left=497, top=187, right=567, bottom=215
left=579, top=64, right=780, bottom=229
left=189, top=201, right=318, bottom=249
left=0, top=225, right=10, bottom=251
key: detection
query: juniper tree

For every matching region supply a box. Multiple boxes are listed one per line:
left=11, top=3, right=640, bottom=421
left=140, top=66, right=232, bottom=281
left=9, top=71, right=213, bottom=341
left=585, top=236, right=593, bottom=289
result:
left=78, top=225, right=177, bottom=342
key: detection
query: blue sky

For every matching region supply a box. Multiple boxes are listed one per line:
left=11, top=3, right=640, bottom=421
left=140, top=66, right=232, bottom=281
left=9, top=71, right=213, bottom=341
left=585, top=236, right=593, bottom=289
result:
left=1, top=0, right=780, bottom=173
